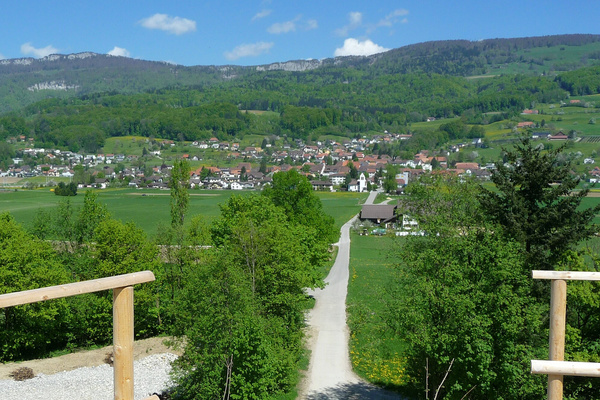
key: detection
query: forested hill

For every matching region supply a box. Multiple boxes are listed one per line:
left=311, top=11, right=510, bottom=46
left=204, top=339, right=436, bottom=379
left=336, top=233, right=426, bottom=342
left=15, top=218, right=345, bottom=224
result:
left=1, top=34, right=600, bottom=114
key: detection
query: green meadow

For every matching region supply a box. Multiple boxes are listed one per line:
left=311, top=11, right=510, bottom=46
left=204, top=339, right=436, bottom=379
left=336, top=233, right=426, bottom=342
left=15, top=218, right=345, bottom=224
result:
left=317, top=191, right=369, bottom=228
left=0, top=188, right=232, bottom=235
left=347, top=233, right=406, bottom=389
left=0, top=188, right=366, bottom=236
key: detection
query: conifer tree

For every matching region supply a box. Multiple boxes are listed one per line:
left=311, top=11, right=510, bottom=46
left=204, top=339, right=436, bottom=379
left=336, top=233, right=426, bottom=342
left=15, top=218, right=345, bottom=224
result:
left=479, top=137, right=600, bottom=270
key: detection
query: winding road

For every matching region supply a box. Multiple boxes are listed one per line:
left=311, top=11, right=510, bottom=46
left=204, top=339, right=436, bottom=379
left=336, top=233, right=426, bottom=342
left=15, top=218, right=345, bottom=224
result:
left=301, top=191, right=402, bottom=399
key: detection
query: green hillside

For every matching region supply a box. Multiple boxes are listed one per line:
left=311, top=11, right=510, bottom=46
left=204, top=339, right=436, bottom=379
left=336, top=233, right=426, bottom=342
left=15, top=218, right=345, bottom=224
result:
left=1, top=34, right=599, bottom=114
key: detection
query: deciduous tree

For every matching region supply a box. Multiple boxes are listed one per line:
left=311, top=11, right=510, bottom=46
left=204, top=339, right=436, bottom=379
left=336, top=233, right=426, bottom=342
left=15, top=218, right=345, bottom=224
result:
left=170, top=159, right=191, bottom=227
left=262, top=169, right=337, bottom=244
left=172, top=194, right=326, bottom=399
left=389, top=177, right=547, bottom=399
left=74, top=190, right=110, bottom=244
left=0, top=213, right=71, bottom=361
left=54, top=181, right=77, bottom=196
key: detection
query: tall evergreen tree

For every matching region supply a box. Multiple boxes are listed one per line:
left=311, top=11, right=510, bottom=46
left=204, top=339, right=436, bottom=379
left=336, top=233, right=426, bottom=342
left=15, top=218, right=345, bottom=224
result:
left=479, top=137, right=600, bottom=270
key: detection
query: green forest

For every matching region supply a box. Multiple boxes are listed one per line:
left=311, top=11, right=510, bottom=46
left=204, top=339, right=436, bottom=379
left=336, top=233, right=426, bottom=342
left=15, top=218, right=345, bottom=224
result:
left=0, top=65, right=598, bottom=154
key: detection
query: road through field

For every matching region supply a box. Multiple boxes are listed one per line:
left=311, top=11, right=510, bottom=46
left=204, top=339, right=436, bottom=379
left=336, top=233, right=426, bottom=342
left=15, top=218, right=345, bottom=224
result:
left=301, top=191, right=402, bottom=399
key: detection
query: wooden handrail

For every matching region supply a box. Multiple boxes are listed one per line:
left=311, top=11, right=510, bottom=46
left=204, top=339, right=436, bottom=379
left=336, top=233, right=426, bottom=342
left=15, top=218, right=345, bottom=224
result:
left=0, top=271, right=156, bottom=400
left=532, top=270, right=600, bottom=281
left=0, top=271, right=155, bottom=308
left=531, top=270, right=600, bottom=400
left=532, top=360, right=600, bottom=378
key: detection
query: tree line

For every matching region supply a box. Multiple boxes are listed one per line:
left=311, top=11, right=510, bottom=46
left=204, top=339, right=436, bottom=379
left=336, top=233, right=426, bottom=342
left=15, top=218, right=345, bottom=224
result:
left=1, top=34, right=598, bottom=114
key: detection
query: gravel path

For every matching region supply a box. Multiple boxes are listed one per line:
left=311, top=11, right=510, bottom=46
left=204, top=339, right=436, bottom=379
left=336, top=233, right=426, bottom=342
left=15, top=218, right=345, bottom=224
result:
left=0, top=352, right=177, bottom=400
left=300, top=191, right=402, bottom=399
left=303, top=215, right=362, bottom=396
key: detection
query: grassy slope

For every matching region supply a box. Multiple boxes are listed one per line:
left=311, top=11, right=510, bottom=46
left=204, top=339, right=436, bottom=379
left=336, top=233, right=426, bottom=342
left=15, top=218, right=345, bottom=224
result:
left=318, top=191, right=368, bottom=229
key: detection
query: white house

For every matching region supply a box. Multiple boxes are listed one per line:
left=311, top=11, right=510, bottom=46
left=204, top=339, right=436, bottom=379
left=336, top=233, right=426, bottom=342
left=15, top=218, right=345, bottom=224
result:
left=395, top=171, right=409, bottom=186
left=230, top=182, right=243, bottom=190
left=330, top=173, right=346, bottom=185
left=358, top=173, right=367, bottom=192
left=348, top=173, right=367, bottom=192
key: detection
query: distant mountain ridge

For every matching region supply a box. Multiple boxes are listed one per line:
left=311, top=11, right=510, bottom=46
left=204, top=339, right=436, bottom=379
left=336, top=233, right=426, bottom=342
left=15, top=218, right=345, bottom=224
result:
left=1, top=34, right=599, bottom=113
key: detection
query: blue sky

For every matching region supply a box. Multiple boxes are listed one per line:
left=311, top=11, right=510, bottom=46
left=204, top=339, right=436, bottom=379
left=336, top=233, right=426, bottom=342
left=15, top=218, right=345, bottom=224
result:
left=1, top=1, right=598, bottom=66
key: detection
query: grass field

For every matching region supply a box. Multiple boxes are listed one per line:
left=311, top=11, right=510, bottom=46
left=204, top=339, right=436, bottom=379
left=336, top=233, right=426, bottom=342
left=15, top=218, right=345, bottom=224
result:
left=317, top=191, right=368, bottom=228
left=347, top=233, right=406, bottom=389
left=0, top=188, right=236, bottom=235
left=0, top=187, right=367, bottom=236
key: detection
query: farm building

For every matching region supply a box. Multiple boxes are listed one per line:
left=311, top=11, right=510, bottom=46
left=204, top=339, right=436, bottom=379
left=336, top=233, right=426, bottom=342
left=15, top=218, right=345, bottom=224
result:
left=359, top=204, right=399, bottom=227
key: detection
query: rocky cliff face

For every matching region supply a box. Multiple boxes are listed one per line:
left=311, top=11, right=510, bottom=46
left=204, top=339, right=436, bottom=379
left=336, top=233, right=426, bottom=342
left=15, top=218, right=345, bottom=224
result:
left=255, top=59, right=324, bottom=72
left=27, top=81, right=80, bottom=91
left=0, top=52, right=339, bottom=73
left=0, top=52, right=176, bottom=73
left=0, top=52, right=100, bottom=66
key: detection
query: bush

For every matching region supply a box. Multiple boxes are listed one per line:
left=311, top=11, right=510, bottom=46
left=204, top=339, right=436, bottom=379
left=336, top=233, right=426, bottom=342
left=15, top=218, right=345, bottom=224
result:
left=54, top=181, right=77, bottom=196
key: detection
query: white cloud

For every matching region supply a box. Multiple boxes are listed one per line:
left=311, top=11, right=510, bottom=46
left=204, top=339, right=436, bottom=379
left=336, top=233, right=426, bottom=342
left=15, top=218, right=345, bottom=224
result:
left=224, top=42, right=274, bottom=60
left=268, top=19, right=297, bottom=34
left=306, top=19, right=318, bottom=30
left=268, top=16, right=316, bottom=33
left=334, top=38, right=389, bottom=57
left=335, top=11, right=363, bottom=37
left=252, top=9, right=272, bottom=21
left=349, top=11, right=363, bottom=25
left=139, top=13, right=196, bottom=35
left=0, top=53, right=5, bottom=60
left=108, top=46, right=131, bottom=57
left=373, top=9, right=409, bottom=30
left=20, top=42, right=59, bottom=58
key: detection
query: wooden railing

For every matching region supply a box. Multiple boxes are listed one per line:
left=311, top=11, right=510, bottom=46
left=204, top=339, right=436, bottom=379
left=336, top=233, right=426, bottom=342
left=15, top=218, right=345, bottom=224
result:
left=0, top=271, right=158, bottom=400
left=531, top=270, right=600, bottom=400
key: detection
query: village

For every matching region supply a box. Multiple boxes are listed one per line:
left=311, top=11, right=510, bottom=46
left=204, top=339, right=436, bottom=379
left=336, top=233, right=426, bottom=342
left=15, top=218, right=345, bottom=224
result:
left=1, top=126, right=592, bottom=193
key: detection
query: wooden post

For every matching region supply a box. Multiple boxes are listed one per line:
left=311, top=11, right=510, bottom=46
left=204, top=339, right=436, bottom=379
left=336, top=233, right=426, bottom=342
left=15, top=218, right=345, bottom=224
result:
left=113, top=286, right=134, bottom=400
left=548, top=279, right=567, bottom=400
left=0, top=272, right=156, bottom=400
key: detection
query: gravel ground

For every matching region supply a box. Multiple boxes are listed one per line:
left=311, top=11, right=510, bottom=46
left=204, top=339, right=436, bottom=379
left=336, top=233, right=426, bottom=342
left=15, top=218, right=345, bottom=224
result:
left=0, top=353, right=178, bottom=400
